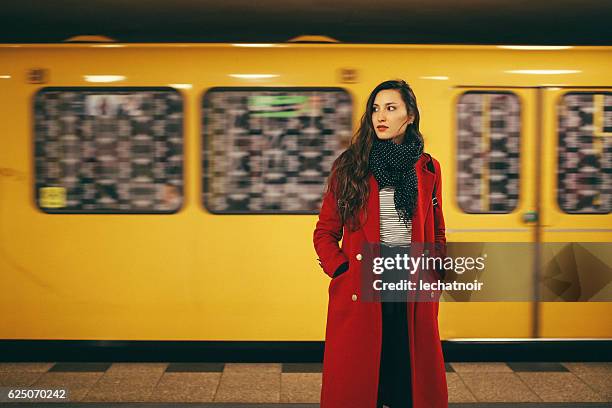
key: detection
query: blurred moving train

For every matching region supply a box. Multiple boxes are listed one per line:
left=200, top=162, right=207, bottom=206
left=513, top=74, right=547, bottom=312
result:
left=0, top=39, right=610, bottom=345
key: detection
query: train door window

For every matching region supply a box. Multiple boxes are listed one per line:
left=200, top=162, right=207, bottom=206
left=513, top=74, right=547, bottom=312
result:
left=202, top=88, right=352, bottom=213
left=557, top=92, right=611, bottom=214
left=34, top=87, right=184, bottom=213
left=456, top=91, right=521, bottom=213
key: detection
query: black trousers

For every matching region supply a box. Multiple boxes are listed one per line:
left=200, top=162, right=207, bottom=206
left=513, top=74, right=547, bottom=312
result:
left=376, top=300, right=413, bottom=408
left=377, top=246, right=413, bottom=408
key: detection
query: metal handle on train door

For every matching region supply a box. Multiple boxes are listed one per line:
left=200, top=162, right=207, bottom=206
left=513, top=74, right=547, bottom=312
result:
left=522, top=211, right=538, bottom=223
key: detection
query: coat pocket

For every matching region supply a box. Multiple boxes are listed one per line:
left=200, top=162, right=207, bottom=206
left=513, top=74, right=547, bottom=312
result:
left=328, top=263, right=351, bottom=295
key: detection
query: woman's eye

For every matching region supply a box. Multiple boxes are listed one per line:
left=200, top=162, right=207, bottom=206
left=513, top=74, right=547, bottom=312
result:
left=388, top=106, right=395, bottom=111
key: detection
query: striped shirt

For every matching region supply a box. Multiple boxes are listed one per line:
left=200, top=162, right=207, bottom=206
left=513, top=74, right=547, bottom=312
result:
left=379, top=187, right=412, bottom=247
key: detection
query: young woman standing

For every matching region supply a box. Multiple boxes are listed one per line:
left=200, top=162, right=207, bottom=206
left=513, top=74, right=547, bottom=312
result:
left=314, top=80, right=448, bottom=408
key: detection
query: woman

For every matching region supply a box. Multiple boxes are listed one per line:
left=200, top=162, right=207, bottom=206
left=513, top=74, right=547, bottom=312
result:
left=313, top=80, right=448, bottom=408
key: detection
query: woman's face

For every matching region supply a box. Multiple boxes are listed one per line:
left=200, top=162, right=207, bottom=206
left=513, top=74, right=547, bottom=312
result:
left=372, top=89, right=413, bottom=144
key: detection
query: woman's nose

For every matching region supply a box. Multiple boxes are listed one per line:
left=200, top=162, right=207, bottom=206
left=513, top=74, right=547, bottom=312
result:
left=376, top=111, right=386, bottom=122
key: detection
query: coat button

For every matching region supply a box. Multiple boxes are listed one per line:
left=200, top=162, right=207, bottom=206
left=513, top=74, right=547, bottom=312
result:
left=352, top=294, right=358, bottom=301
left=430, top=291, right=434, bottom=298
left=356, top=253, right=362, bottom=261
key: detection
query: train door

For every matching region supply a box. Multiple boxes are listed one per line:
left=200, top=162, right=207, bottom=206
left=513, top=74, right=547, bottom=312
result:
left=440, top=88, right=539, bottom=339
left=538, top=88, right=612, bottom=338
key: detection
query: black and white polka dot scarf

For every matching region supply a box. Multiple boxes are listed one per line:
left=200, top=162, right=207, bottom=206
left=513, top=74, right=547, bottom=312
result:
left=369, top=136, right=424, bottom=227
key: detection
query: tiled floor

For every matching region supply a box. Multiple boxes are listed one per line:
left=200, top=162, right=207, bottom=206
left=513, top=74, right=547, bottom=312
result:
left=0, top=362, right=610, bottom=406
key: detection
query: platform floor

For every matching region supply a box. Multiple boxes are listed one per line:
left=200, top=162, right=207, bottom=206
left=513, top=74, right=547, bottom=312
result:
left=0, top=362, right=610, bottom=406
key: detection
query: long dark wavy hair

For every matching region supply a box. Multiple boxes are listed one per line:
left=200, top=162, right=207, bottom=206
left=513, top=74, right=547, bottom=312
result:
left=326, top=79, right=425, bottom=231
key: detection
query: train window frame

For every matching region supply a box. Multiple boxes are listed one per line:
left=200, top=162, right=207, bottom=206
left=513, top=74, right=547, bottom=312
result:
left=200, top=86, right=353, bottom=215
left=32, top=86, right=185, bottom=215
left=455, top=90, right=522, bottom=215
left=556, top=91, right=611, bottom=215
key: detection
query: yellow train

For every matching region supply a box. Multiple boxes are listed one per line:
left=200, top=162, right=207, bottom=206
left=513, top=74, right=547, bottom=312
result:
left=0, top=40, right=610, bottom=346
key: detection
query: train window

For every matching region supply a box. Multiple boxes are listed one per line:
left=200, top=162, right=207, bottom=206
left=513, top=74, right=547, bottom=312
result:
left=456, top=91, right=520, bottom=213
left=202, top=88, right=352, bottom=213
left=557, top=92, right=611, bottom=214
left=34, top=87, right=183, bottom=213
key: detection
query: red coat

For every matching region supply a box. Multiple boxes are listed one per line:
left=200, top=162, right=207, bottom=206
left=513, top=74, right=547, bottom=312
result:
left=313, top=153, right=448, bottom=408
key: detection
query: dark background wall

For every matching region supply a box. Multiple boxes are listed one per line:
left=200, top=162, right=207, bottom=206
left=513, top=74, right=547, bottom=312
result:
left=1, top=0, right=611, bottom=44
